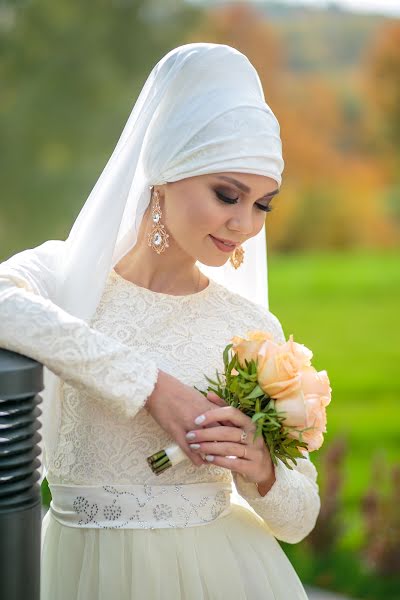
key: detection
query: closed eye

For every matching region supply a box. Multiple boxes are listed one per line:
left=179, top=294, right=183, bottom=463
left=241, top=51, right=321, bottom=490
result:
left=255, top=203, right=273, bottom=213
left=215, top=191, right=273, bottom=213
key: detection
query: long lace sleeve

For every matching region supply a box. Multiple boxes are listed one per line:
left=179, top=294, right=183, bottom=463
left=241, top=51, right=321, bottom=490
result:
left=0, top=241, right=159, bottom=417
left=233, top=455, right=320, bottom=544
left=232, top=306, right=321, bottom=544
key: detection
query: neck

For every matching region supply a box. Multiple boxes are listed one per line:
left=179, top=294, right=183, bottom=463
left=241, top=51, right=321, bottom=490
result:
left=114, top=208, right=206, bottom=295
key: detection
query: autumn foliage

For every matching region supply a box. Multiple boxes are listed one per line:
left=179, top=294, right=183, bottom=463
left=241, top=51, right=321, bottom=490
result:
left=187, top=3, right=400, bottom=252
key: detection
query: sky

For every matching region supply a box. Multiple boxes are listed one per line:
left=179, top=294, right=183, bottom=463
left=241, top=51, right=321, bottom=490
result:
left=278, top=0, right=400, bottom=17
left=189, top=0, right=400, bottom=18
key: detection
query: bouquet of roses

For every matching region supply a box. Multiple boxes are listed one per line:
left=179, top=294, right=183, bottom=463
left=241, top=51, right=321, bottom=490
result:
left=147, top=330, right=331, bottom=475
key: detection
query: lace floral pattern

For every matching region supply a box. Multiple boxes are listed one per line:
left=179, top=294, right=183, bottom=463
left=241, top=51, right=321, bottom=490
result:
left=50, top=270, right=287, bottom=486
left=233, top=458, right=321, bottom=544
left=0, top=280, right=159, bottom=421
left=0, top=260, right=320, bottom=543
left=62, top=483, right=232, bottom=529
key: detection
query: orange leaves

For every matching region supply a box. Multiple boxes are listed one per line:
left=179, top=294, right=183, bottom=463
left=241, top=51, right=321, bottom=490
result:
left=186, top=6, right=400, bottom=250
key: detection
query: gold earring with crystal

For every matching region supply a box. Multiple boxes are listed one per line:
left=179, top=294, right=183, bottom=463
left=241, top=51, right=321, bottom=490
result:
left=147, top=187, right=170, bottom=254
left=230, top=245, right=245, bottom=269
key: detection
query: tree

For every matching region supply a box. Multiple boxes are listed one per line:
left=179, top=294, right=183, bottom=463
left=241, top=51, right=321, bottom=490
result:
left=362, top=20, right=400, bottom=153
left=0, top=0, right=200, bottom=257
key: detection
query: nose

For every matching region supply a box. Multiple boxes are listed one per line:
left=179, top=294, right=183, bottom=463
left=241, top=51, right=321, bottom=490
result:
left=227, top=206, right=254, bottom=237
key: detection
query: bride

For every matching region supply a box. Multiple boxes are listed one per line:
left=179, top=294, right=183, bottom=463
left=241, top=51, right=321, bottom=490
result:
left=0, top=43, right=320, bottom=599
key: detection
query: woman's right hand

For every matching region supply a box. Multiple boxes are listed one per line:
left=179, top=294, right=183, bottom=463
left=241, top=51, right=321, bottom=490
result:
left=144, top=369, right=226, bottom=467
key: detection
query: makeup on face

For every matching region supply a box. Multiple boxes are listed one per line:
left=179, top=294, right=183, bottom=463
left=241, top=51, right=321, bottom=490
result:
left=208, top=175, right=279, bottom=252
left=215, top=175, right=279, bottom=201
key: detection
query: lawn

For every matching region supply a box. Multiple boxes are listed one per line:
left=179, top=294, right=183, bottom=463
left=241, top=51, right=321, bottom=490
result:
left=265, top=249, right=400, bottom=597
left=267, top=248, right=400, bottom=548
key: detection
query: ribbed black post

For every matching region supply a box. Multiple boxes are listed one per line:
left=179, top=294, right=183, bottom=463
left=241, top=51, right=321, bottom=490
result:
left=0, top=349, right=43, bottom=600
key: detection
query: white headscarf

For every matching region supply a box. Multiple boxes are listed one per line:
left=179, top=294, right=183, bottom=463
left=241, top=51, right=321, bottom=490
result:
left=59, top=42, right=283, bottom=319
left=41, top=42, right=284, bottom=479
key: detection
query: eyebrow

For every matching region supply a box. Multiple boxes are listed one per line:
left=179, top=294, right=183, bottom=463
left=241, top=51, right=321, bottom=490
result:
left=215, top=175, right=279, bottom=198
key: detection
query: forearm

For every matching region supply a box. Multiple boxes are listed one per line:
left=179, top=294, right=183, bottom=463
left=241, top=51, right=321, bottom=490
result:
left=0, top=280, right=159, bottom=417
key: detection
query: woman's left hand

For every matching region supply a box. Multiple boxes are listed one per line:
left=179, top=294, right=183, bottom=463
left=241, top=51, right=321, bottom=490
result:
left=186, top=396, right=276, bottom=488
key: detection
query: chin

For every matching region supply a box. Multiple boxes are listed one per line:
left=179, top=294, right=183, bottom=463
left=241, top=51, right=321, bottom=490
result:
left=195, top=237, right=235, bottom=267
left=196, top=254, right=231, bottom=268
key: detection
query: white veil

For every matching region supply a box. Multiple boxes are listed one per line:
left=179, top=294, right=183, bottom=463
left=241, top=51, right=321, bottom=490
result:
left=58, top=42, right=283, bottom=320
left=40, top=42, right=284, bottom=480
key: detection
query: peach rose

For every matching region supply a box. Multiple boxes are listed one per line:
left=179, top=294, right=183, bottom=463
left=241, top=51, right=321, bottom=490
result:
left=273, top=366, right=332, bottom=452
left=257, top=335, right=315, bottom=399
left=301, top=366, right=332, bottom=407
left=277, top=334, right=313, bottom=368
left=231, top=330, right=277, bottom=367
left=285, top=396, right=327, bottom=452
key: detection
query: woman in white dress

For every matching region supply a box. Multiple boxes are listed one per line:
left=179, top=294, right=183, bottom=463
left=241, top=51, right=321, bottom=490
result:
left=0, top=43, right=320, bottom=599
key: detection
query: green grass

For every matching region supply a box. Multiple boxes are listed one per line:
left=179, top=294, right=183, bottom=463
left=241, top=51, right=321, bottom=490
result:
left=268, top=249, right=400, bottom=499
left=281, top=545, right=400, bottom=600
left=268, top=249, right=400, bottom=598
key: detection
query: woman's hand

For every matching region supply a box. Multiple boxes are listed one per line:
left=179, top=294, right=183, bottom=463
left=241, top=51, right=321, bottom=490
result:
left=186, top=403, right=276, bottom=490
left=144, top=370, right=228, bottom=467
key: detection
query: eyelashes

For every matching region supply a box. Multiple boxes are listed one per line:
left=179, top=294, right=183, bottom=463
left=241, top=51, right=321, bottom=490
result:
left=256, top=204, right=273, bottom=213
left=215, top=191, right=274, bottom=213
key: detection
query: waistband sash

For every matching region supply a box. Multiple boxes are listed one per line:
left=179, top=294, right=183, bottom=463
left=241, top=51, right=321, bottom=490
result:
left=49, top=481, right=233, bottom=530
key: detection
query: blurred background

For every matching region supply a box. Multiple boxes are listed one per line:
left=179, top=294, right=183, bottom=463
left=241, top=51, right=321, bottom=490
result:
left=1, top=1, right=399, bottom=598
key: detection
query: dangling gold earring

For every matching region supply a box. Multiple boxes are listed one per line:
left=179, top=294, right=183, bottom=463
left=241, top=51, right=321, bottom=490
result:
left=230, top=245, right=245, bottom=269
left=147, top=188, right=170, bottom=254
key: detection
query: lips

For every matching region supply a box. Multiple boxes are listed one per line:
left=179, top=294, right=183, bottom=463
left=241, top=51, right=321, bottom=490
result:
left=209, top=235, right=239, bottom=253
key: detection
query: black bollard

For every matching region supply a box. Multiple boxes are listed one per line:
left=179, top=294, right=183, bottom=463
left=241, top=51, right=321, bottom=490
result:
left=0, top=349, right=43, bottom=600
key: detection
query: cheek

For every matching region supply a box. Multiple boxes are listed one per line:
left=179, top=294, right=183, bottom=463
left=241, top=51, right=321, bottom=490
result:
left=194, top=203, right=225, bottom=231
left=176, top=195, right=224, bottom=233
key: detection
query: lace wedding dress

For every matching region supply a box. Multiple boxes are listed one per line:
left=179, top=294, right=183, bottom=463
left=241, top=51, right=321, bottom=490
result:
left=0, top=243, right=320, bottom=600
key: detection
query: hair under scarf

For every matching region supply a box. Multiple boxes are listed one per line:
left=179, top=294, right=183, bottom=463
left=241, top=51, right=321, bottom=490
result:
left=40, top=42, right=284, bottom=479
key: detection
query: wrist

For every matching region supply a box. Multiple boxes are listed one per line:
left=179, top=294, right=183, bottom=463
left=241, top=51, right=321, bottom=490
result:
left=144, top=368, right=166, bottom=412
left=256, top=468, right=276, bottom=497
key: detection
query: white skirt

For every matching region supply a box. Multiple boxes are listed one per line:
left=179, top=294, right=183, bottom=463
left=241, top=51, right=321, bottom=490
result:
left=40, top=482, right=309, bottom=600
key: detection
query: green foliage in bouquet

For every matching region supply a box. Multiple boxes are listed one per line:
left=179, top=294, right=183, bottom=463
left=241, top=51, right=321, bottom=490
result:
left=195, top=343, right=308, bottom=470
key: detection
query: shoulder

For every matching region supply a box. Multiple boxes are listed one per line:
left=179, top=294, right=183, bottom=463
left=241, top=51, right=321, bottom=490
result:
left=209, top=279, right=286, bottom=344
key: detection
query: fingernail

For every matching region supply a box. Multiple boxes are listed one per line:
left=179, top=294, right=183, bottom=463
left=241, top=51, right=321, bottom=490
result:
left=194, top=414, right=206, bottom=425
left=186, top=432, right=196, bottom=439
left=205, top=455, right=214, bottom=462
left=189, top=443, right=201, bottom=449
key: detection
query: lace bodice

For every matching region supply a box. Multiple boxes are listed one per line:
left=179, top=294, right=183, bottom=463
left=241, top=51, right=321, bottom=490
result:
left=51, top=269, right=286, bottom=485
left=0, top=242, right=320, bottom=543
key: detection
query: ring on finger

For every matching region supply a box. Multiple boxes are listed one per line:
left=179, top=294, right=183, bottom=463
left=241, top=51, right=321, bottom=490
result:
left=240, top=429, right=248, bottom=443
left=242, top=446, right=247, bottom=459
